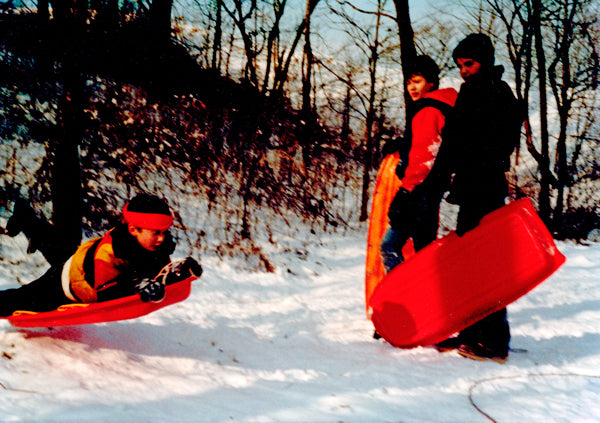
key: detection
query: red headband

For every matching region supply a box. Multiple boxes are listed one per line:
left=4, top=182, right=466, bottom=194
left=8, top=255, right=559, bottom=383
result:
left=123, top=203, right=173, bottom=231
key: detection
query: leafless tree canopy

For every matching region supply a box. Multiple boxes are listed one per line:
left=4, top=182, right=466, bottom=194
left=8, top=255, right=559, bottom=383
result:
left=0, top=0, right=598, bottom=256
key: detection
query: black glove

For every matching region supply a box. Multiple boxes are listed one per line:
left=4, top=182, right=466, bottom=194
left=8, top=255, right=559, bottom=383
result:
left=381, top=137, right=402, bottom=157
left=395, top=158, right=409, bottom=180
left=165, top=257, right=203, bottom=285
left=135, top=278, right=165, bottom=303
left=388, top=188, right=414, bottom=228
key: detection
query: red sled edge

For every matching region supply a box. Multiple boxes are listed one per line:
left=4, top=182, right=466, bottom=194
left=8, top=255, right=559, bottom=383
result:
left=5, top=277, right=195, bottom=328
left=369, top=198, right=566, bottom=348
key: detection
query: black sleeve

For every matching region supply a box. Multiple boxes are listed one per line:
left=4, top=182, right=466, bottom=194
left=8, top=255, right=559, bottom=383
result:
left=96, top=278, right=137, bottom=302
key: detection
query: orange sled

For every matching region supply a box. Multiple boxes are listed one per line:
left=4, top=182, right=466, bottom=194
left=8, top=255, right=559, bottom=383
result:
left=369, top=198, right=566, bottom=348
left=365, top=152, right=414, bottom=318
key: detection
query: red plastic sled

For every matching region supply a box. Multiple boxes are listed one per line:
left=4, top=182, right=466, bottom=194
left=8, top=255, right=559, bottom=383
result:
left=5, top=276, right=195, bottom=328
left=369, top=198, right=566, bottom=348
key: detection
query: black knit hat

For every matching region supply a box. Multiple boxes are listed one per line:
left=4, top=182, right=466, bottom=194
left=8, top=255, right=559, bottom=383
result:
left=452, top=33, right=495, bottom=67
left=408, top=55, right=440, bottom=89
left=123, top=193, right=173, bottom=230
left=126, top=193, right=171, bottom=215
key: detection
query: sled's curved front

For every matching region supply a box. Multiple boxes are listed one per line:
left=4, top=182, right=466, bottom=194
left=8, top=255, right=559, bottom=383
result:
left=369, top=198, right=566, bottom=348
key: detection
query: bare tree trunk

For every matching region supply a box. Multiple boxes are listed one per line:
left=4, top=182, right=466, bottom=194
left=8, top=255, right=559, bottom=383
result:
left=37, top=0, right=49, bottom=21
left=299, top=7, right=314, bottom=166
left=272, top=0, right=320, bottom=96
left=92, top=0, right=119, bottom=27
left=211, top=0, right=223, bottom=72
left=392, top=0, right=417, bottom=113
left=53, top=4, right=86, bottom=254
left=359, top=0, right=383, bottom=222
left=150, top=0, right=173, bottom=44
left=532, top=0, right=551, bottom=225
left=548, top=2, right=577, bottom=233
left=262, top=0, right=287, bottom=94
left=340, top=81, right=352, bottom=143
left=223, top=0, right=259, bottom=86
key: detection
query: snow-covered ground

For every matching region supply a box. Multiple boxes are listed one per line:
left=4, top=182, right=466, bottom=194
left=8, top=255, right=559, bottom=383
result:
left=0, top=217, right=599, bottom=423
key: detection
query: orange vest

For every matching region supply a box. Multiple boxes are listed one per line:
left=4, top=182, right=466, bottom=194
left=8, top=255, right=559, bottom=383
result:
left=62, top=231, right=125, bottom=303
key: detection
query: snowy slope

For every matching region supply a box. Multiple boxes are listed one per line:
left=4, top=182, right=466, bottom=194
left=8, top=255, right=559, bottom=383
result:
left=0, top=220, right=599, bottom=422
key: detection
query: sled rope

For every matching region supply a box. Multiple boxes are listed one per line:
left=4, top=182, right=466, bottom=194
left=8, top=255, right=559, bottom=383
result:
left=468, top=372, right=600, bottom=423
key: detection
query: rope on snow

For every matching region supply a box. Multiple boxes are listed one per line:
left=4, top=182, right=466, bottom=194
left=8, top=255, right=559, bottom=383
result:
left=468, top=372, right=600, bottom=423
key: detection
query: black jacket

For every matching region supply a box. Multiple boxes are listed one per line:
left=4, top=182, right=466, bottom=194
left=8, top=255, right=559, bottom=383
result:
left=441, top=66, right=523, bottom=204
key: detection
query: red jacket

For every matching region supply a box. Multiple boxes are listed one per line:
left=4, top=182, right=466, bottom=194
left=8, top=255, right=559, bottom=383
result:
left=400, top=88, right=457, bottom=192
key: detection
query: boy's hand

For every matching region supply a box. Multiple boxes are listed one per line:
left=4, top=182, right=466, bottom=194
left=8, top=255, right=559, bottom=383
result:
left=174, top=257, right=203, bottom=278
left=381, top=137, right=401, bottom=157
left=162, top=257, right=203, bottom=285
left=388, top=188, right=415, bottom=228
left=134, top=278, right=165, bottom=303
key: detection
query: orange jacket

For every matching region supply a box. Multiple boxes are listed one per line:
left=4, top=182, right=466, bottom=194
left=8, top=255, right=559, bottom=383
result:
left=62, top=226, right=174, bottom=303
left=63, top=232, right=122, bottom=302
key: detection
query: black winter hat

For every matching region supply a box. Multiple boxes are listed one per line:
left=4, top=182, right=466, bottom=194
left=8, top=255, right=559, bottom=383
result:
left=123, top=193, right=173, bottom=230
left=453, top=33, right=495, bottom=67
left=408, top=55, right=440, bottom=89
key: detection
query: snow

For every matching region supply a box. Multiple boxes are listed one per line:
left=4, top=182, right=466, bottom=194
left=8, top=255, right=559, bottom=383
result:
left=0, top=218, right=599, bottom=422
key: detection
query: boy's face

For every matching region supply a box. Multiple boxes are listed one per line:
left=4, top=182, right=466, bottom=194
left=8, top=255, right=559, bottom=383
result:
left=129, top=226, right=166, bottom=251
left=407, top=74, right=434, bottom=101
left=456, top=58, right=482, bottom=80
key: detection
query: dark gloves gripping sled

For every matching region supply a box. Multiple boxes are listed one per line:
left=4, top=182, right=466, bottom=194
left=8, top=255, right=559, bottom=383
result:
left=135, top=257, right=203, bottom=303
left=163, top=257, right=203, bottom=285
left=388, top=187, right=414, bottom=228
left=135, top=278, right=165, bottom=303
left=380, top=136, right=411, bottom=180
left=381, top=137, right=402, bottom=158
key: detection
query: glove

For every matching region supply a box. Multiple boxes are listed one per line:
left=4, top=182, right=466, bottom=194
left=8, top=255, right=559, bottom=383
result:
left=381, top=137, right=402, bottom=157
left=395, top=158, right=408, bottom=180
left=176, top=257, right=203, bottom=278
left=388, top=188, right=414, bottom=228
left=165, top=257, right=203, bottom=285
left=134, top=278, right=165, bottom=303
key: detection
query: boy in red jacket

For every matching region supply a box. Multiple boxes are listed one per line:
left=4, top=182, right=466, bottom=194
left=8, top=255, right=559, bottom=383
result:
left=380, top=55, right=457, bottom=271
left=0, top=193, right=198, bottom=316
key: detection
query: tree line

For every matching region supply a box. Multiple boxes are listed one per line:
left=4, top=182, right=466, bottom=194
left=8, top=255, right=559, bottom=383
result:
left=175, top=0, right=600, bottom=237
left=0, top=0, right=598, bottom=259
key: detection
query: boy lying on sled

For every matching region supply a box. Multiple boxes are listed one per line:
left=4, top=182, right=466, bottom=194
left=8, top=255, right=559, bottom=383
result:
left=0, top=193, right=200, bottom=317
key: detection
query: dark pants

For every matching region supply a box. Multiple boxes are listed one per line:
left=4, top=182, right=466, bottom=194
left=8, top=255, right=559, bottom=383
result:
left=0, top=266, right=73, bottom=317
left=459, top=308, right=510, bottom=352
left=380, top=193, right=441, bottom=272
left=455, top=190, right=511, bottom=352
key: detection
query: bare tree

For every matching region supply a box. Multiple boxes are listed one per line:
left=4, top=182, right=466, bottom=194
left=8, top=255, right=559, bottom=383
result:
left=211, top=0, right=223, bottom=71
left=271, top=0, right=321, bottom=95
left=261, top=0, right=287, bottom=94
left=546, top=0, right=599, bottom=231
left=299, top=0, right=316, bottom=166
left=324, top=0, right=398, bottom=221
left=150, top=0, right=174, bottom=43
left=222, top=0, right=260, bottom=85
left=53, top=2, right=89, bottom=254
left=392, top=0, right=417, bottom=112
left=487, top=0, right=600, bottom=234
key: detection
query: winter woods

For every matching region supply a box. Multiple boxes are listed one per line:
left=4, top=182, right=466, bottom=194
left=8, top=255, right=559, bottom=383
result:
left=0, top=0, right=599, bottom=263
